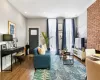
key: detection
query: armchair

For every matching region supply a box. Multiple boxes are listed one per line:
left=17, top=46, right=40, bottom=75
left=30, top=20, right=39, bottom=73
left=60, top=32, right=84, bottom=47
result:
left=85, top=49, right=95, bottom=57
left=86, top=58, right=100, bottom=80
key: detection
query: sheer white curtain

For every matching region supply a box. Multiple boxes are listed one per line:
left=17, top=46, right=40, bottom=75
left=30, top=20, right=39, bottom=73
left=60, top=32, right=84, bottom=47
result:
left=48, top=19, right=56, bottom=52
left=66, top=19, right=73, bottom=52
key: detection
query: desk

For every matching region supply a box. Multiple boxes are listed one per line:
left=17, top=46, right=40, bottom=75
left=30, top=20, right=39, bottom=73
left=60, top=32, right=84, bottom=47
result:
left=1, top=46, right=24, bottom=72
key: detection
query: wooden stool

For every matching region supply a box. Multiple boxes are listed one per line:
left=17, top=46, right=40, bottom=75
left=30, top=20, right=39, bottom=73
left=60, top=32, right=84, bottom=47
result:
left=14, top=52, right=25, bottom=64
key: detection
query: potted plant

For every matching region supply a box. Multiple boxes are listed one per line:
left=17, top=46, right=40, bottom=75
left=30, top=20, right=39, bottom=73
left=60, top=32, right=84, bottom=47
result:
left=41, top=32, right=52, bottom=50
left=62, top=47, right=68, bottom=60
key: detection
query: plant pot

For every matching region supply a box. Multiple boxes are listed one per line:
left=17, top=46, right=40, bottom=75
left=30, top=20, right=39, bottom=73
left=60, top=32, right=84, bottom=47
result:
left=47, top=48, right=50, bottom=51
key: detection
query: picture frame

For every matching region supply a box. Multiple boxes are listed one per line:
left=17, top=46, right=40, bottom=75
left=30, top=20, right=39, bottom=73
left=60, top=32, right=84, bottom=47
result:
left=1, top=44, right=7, bottom=50
left=8, top=21, right=16, bottom=38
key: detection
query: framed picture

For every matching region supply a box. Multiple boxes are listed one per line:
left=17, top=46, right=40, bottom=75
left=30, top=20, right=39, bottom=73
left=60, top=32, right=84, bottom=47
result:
left=1, top=44, right=7, bottom=50
left=8, top=21, right=16, bottom=38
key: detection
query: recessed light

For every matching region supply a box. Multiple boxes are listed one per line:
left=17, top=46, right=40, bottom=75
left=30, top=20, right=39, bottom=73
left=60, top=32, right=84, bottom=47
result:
left=25, top=12, right=27, bottom=13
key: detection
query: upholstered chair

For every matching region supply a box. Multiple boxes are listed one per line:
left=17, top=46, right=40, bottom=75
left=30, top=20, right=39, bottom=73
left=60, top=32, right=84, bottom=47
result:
left=85, top=49, right=95, bottom=57
left=86, top=58, right=100, bottom=80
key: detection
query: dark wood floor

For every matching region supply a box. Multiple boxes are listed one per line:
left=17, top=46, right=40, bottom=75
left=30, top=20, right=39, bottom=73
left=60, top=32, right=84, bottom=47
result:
left=0, top=55, right=85, bottom=80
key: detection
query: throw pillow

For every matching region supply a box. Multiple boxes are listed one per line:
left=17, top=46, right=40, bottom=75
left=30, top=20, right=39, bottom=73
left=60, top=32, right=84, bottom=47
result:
left=38, top=47, right=45, bottom=55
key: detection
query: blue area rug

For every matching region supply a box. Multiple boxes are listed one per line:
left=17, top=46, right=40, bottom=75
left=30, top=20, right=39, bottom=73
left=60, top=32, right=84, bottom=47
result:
left=50, top=55, right=86, bottom=80
left=33, top=55, right=86, bottom=80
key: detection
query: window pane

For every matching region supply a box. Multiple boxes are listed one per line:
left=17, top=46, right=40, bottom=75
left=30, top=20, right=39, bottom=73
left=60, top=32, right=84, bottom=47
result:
left=66, top=19, right=72, bottom=52
left=48, top=19, right=56, bottom=52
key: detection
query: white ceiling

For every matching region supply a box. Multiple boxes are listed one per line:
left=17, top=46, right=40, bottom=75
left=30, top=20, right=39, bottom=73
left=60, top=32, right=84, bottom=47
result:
left=8, top=0, right=96, bottom=18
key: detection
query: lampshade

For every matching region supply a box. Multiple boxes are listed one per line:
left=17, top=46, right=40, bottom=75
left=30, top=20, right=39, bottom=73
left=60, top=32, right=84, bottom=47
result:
left=3, top=34, right=13, bottom=41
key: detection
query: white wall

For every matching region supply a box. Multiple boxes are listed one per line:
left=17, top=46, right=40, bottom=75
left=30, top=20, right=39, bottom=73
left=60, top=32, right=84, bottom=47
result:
left=0, top=0, right=26, bottom=71
left=26, top=18, right=47, bottom=45
left=77, top=11, right=87, bottom=39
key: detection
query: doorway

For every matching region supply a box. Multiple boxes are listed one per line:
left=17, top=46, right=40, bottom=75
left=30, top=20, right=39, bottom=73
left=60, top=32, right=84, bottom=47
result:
left=29, top=28, right=39, bottom=54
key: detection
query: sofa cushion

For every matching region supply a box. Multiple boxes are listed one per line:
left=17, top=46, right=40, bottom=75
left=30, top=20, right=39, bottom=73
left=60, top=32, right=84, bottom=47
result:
left=33, top=48, right=38, bottom=55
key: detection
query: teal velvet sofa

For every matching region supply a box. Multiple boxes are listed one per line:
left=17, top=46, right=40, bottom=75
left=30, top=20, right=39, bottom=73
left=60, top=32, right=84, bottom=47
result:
left=33, top=48, right=51, bottom=69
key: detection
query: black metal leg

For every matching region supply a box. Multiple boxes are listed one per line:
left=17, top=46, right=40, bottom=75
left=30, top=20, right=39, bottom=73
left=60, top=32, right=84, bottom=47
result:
left=1, top=56, right=2, bottom=72
left=11, top=54, right=12, bottom=71
left=15, top=58, right=16, bottom=64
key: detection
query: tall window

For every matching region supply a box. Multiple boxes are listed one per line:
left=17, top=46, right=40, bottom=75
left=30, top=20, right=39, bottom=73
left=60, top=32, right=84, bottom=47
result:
left=48, top=19, right=56, bottom=52
left=66, top=19, right=73, bottom=52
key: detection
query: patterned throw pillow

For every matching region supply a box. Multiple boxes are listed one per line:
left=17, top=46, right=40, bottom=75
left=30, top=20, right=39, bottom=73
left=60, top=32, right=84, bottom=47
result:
left=38, top=47, right=45, bottom=55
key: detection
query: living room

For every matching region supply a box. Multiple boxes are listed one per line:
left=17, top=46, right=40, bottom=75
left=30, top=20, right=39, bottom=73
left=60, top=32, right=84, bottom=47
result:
left=0, top=0, right=100, bottom=80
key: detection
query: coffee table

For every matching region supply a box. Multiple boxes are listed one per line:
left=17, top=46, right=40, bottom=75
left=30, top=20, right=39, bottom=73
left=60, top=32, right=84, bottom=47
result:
left=62, top=52, right=74, bottom=65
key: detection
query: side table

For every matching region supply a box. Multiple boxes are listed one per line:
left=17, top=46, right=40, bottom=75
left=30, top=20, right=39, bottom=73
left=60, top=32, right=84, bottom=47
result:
left=63, top=52, right=74, bottom=65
